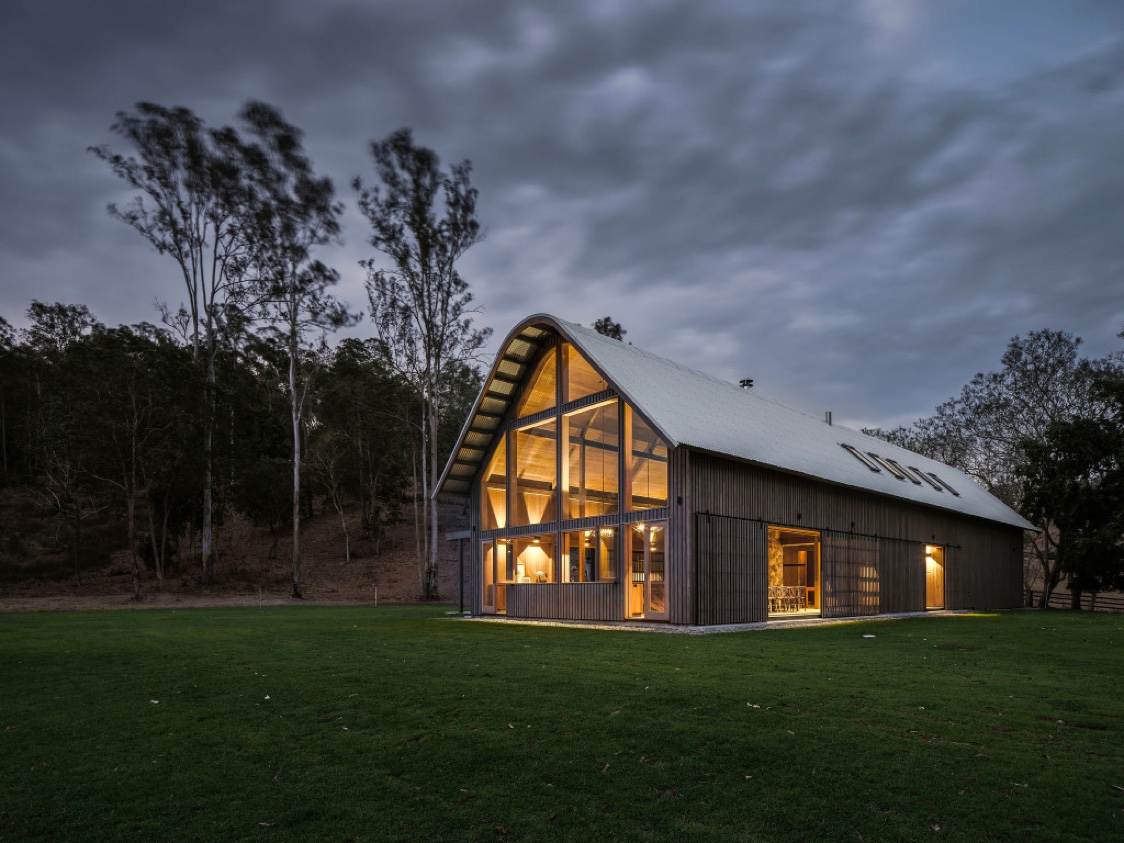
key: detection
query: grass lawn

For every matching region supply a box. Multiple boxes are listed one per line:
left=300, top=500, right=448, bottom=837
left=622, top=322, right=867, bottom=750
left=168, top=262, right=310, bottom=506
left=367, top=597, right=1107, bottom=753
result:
left=0, top=607, right=1120, bottom=842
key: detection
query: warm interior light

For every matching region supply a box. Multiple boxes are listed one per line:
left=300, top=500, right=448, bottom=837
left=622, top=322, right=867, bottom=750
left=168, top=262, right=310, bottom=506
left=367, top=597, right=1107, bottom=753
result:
left=487, top=488, right=507, bottom=528
left=522, top=489, right=550, bottom=524
left=635, top=523, right=645, bottom=532
left=532, top=536, right=540, bottom=544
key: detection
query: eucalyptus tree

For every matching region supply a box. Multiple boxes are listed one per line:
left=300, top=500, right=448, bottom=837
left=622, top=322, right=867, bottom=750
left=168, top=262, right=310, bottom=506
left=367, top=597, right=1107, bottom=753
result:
left=1019, top=363, right=1124, bottom=605
left=866, top=329, right=1117, bottom=605
left=90, top=104, right=261, bottom=584
left=239, top=102, right=354, bottom=598
left=354, top=129, right=490, bottom=599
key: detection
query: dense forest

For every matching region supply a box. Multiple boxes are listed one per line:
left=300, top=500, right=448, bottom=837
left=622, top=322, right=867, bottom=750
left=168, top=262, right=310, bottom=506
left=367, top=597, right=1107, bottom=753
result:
left=0, top=300, right=479, bottom=597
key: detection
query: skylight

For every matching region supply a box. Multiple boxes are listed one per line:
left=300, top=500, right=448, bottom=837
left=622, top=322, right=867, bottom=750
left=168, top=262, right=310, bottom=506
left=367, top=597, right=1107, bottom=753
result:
left=842, top=443, right=964, bottom=498
left=910, top=468, right=944, bottom=492
left=885, top=458, right=922, bottom=485
left=840, top=443, right=881, bottom=472
left=869, top=453, right=907, bottom=480
left=927, top=472, right=960, bottom=496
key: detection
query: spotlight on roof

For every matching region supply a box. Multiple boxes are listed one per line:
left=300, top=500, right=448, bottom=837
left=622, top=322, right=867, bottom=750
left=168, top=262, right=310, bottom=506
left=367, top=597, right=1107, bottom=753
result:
left=739, top=379, right=754, bottom=389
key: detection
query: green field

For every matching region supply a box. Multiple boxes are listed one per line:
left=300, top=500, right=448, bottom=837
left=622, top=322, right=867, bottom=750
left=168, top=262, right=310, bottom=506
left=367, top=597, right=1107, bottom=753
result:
left=0, top=607, right=1120, bottom=842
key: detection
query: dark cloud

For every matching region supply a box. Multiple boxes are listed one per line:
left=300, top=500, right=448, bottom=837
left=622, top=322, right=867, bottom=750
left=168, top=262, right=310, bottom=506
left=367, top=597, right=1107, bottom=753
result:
left=1, top=0, right=1121, bottom=429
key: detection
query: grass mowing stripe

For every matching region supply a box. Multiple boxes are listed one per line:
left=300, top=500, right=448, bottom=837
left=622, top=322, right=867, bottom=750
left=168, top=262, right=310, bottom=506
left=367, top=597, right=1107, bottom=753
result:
left=0, top=608, right=1120, bottom=842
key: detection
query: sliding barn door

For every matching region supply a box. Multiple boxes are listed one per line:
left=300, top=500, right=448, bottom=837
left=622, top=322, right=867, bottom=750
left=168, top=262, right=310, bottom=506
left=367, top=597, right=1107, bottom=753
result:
left=822, top=533, right=880, bottom=618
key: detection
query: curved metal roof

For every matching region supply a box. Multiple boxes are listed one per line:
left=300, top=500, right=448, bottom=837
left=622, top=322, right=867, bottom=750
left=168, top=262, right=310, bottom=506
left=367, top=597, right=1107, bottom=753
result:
left=437, top=313, right=1034, bottom=531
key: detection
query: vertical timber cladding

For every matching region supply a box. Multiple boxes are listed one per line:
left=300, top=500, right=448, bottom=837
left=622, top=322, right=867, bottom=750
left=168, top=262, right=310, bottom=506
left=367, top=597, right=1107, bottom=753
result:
left=506, top=583, right=623, bottom=621
left=822, top=532, right=879, bottom=618
left=878, top=539, right=926, bottom=614
left=947, top=529, right=1024, bottom=609
left=694, top=513, right=767, bottom=624
left=689, top=450, right=1025, bottom=615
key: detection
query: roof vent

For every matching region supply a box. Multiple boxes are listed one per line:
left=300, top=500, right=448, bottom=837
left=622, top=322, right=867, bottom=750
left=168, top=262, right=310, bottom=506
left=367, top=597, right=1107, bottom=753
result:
left=739, top=379, right=754, bottom=389
left=825, top=411, right=832, bottom=426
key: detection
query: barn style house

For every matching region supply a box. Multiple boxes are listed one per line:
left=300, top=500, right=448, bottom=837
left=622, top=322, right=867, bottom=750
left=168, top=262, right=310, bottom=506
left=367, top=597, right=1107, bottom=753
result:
left=436, top=314, right=1033, bottom=626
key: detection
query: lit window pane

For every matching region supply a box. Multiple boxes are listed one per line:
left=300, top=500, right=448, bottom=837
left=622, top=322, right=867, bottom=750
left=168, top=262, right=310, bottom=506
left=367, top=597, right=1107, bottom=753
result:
left=515, top=348, right=557, bottom=417
left=514, top=535, right=555, bottom=583
left=564, top=401, right=619, bottom=519
left=629, top=409, right=668, bottom=510
left=511, top=419, right=557, bottom=526
left=563, top=343, right=608, bottom=403
left=598, top=528, right=617, bottom=581
left=481, top=434, right=506, bottom=530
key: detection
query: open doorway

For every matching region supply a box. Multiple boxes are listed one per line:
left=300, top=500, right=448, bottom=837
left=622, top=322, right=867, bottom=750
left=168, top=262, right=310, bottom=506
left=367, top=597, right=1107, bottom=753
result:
left=628, top=522, right=667, bottom=621
left=768, top=527, right=821, bottom=616
left=925, top=545, right=945, bottom=609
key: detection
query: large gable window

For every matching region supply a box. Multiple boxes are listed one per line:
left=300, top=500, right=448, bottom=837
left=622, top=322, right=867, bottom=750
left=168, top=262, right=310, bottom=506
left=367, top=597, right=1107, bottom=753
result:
left=628, top=407, right=669, bottom=510
left=481, top=433, right=507, bottom=530
left=564, top=400, right=619, bottom=519
left=511, top=419, right=557, bottom=526
left=515, top=348, right=557, bottom=418
left=562, top=342, right=608, bottom=402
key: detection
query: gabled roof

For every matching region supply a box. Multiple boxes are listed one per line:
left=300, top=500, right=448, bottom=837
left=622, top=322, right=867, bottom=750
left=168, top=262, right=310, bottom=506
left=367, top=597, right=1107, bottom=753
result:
left=437, top=314, right=1035, bottom=531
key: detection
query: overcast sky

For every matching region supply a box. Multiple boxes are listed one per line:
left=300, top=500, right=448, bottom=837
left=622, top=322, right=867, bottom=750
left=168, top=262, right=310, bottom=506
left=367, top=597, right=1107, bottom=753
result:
left=2, top=0, right=1122, bottom=429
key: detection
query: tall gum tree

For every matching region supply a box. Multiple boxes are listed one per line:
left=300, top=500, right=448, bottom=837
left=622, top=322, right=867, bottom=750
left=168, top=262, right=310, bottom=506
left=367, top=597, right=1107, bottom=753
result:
left=91, top=104, right=263, bottom=585
left=239, top=102, right=354, bottom=599
left=354, top=129, right=490, bottom=600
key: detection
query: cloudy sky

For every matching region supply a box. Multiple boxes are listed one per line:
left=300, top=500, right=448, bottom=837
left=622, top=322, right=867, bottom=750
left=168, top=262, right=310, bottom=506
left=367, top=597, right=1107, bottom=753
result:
left=2, top=0, right=1123, bottom=429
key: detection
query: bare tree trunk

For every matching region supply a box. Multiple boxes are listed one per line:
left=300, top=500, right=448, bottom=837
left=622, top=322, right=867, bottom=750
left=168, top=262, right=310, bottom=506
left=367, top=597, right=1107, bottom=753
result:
left=290, top=340, right=303, bottom=599
left=148, top=502, right=167, bottom=591
left=127, top=490, right=140, bottom=601
left=188, top=514, right=196, bottom=570
left=201, top=368, right=215, bottom=585
left=331, top=492, right=350, bottom=563
left=419, top=400, right=431, bottom=598
left=1036, top=529, right=1059, bottom=608
left=72, top=497, right=82, bottom=587
left=148, top=507, right=160, bottom=589
left=426, top=401, right=440, bottom=600
left=1070, top=582, right=1083, bottom=610
left=412, top=443, right=424, bottom=597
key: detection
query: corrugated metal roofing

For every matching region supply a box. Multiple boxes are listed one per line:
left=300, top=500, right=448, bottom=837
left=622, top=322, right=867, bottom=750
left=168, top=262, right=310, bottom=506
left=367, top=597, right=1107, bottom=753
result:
left=437, top=314, right=1035, bottom=531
